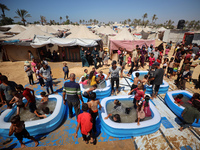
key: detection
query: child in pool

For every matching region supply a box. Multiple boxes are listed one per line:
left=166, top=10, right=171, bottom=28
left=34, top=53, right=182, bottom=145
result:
left=143, top=95, right=151, bottom=117
left=35, top=107, right=51, bottom=118
left=141, top=75, right=148, bottom=93
left=131, top=72, right=141, bottom=91
left=40, top=91, right=49, bottom=104
left=98, top=71, right=105, bottom=81
left=189, top=93, right=200, bottom=104
left=104, top=114, right=121, bottom=123
left=80, top=77, right=88, bottom=85
left=112, top=99, right=131, bottom=114
left=135, top=100, right=145, bottom=126
left=88, top=71, right=97, bottom=86
left=87, top=92, right=102, bottom=134
left=9, top=115, right=38, bottom=148
left=83, top=69, right=89, bottom=79
left=128, top=83, right=145, bottom=109
left=9, top=91, right=25, bottom=115
left=83, top=84, right=97, bottom=102
left=92, top=67, right=97, bottom=76
left=174, top=94, right=184, bottom=106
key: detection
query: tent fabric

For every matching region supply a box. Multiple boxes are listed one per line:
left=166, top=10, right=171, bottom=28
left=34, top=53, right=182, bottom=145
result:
left=163, top=29, right=189, bottom=43
left=66, top=26, right=101, bottom=40
left=8, top=25, right=26, bottom=33
left=39, top=25, right=58, bottom=34
left=157, top=27, right=167, bottom=32
left=5, top=26, right=54, bottom=41
left=111, top=28, right=138, bottom=40
left=2, top=45, right=39, bottom=61
left=96, top=26, right=116, bottom=35
left=133, top=40, right=155, bottom=49
left=30, top=35, right=98, bottom=48
left=193, top=33, right=200, bottom=45
left=141, top=30, right=149, bottom=39
left=110, top=39, right=134, bottom=52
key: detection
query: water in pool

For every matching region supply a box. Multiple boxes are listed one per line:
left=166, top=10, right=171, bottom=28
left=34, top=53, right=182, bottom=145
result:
left=8, top=99, right=56, bottom=122
left=83, top=81, right=106, bottom=89
left=172, top=95, right=192, bottom=107
left=106, top=100, right=152, bottom=123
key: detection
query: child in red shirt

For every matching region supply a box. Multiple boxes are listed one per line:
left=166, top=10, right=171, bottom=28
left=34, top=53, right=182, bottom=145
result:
left=98, top=71, right=105, bottom=81
left=76, top=103, right=94, bottom=144
left=174, top=94, right=184, bottom=106
left=128, top=83, right=145, bottom=109
left=149, top=53, right=155, bottom=69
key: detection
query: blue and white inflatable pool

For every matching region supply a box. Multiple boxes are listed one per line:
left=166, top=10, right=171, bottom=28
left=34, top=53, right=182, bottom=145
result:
left=79, top=73, right=111, bottom=102
left=165, top=90, right=200, bottom=127
left=131, top=71, right=169, bottom=94
left=0, top=95, right=65, bottom=137
left=100, top=95, right=161, bottom=137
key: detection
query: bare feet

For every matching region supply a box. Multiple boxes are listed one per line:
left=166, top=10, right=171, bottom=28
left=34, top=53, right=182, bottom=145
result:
left=34, top=141, right=39, bottom=147
left=179, top=127, right=183, bottom=131
left=21, top=144, right=26, bottom=148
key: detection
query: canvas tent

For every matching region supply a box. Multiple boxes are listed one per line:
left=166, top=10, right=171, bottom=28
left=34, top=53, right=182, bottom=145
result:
left=5, top=26, right=54, bottom=41
left=7, top=25, right=26, bottom=34
left=96, top=26, right=116, bottom=35
left=163, top=29, right=189, bottom=43
left=39, top=25, right=58, bottom=34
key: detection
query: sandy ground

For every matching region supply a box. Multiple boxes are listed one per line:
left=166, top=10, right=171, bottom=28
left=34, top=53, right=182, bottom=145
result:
left=0, top=39, right=200, bottom=149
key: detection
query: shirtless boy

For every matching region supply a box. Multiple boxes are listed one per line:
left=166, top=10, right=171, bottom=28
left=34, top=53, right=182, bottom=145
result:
left=131, top=72, right=141, bottom=90
left=9, top=115, right=38, bottom=148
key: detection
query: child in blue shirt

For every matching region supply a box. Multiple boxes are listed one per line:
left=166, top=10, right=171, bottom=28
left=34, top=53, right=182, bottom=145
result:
left=63, top=63, right=69, bottom=80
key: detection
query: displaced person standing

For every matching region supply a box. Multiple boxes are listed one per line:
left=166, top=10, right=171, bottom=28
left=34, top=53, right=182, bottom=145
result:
left=0, top=76, right=17, bottom=108
left=127, top=47, right=138, bottom=76
left=98, top=48, right=104, bottom=66
left=149, top=62, right=164, bottom=99
left=106, top=60, right=123, bottom=94
left=63, top=73, right=83, bottom=118
left=39, top=62, right=54, bottom=94
left=24, top=61, right=34, bottom=85
left=153, top=47, right=160, bottom=61
left=80, top=47, right=89, bottom=67
left=92, top=47, right=99, bottom=69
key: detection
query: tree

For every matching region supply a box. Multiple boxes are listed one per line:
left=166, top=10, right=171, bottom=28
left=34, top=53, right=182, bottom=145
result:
left=164, top=19, right=174, bottom=29
left=0, top=3, right=10, bottom=19
left=127, top=18, right=131, bottom=25
left=142, top=13, right=148, bottom=26
left=94, top=19, right=97, bottom=25
left=60, top=16, right=62, bottom=24
left=89, top=19, right=92, bottom=24
left=66, top=15, right=68, bottom=21
left=144, top=20, right=149, bottom=27
left=40, top=15, right=46, bottom=25
left=79, top=19, right=82, bottom=24
left=0, top=17, right=13, bottom=25
left=83, top=19, right=85, bottom=24
left=14, top=9, right=31, bottom=26
left=152, top=14, right=158, bottom=25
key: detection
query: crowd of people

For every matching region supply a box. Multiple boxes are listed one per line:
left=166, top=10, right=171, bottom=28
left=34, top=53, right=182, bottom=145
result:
left=0, top=41, right=200, bottom=147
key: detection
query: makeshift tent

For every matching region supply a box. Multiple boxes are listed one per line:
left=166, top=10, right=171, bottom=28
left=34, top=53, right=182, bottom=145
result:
left=157, top=27, right=167, bottom=32
left=141, top=30, right=149, bottom=39
left=39, top=25, right=58, bottom=34
left=163, top=29, right=189, bottom=43
left=193, top=33, right=200, bottom=45
left=5, top=26, right=54, bottom=41
left=7, top=25, right=26, bottom=33
left=109, top=28, right=138, bottom=53
left=96, top=26, right=116, bottom=35
left=133, top=40, right=155, bottom=49
left=66, top=26, right=101, bottom=40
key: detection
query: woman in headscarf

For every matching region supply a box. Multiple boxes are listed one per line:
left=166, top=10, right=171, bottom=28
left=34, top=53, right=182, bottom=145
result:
left=80, top=47, right=89, bottom=67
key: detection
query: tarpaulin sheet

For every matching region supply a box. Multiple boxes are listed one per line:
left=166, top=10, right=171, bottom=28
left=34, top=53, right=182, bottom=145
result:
left=110, top=39, right=133, bottom=54
left=133, top=40, right=155, bottom=49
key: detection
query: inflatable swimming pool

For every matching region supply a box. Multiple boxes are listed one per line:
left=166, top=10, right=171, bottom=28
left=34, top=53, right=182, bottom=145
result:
left=0, top=95, right=65, bottom=138
left=131, top=71, right=169, bottom=94
left=100, top=95, right=161, bottom=137
left=79, top=73, right=111, bottom=102
left=165, top=90, right=200, bottom=127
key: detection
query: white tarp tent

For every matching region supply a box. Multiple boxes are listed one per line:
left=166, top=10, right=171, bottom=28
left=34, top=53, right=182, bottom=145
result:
left=96, top=26, right=116, bottom=35
left=111, top=28, right=138, bottom=40
left=30, top=35, right=98, bottom=48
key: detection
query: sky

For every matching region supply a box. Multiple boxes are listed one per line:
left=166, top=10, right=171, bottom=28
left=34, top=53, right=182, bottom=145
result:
left=1, top=0, right=200, bottom=25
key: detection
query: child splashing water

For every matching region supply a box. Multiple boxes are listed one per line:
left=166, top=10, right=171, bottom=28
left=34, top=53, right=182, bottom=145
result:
left=35, top=107, right=51, bottom=118
left=174, top=94, right=184, bottom=106
left=131, top=72, right=141, bottom=91
left=9, top=91, right=25, bottom=115
left=128, top=83, right=145, bottom=109
left=40, top=91, right=49, bottom=104
left=112, top=99, right=131, bottom=114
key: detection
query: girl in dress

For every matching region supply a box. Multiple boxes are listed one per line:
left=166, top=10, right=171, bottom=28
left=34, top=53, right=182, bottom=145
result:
left=143, top=95, right=151, bottom=117
left=127, top=53, right=132, bottom=67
